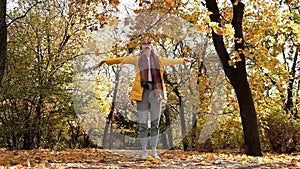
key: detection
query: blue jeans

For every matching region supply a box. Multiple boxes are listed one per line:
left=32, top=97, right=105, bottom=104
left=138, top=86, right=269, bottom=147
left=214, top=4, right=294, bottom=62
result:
left=137, top=85, right=162, bottom=150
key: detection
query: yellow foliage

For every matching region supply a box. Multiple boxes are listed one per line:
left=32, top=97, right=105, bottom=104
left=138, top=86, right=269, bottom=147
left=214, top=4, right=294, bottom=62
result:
left=93, top=75, right=113, bottom=114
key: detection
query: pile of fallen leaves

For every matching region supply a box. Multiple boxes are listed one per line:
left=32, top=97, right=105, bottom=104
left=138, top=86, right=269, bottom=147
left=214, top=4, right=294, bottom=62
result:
left=0, top=148, right=299, bottom=168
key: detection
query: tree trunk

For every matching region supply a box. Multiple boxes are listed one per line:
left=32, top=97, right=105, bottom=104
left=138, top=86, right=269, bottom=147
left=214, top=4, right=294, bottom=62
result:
left=161, top=132, right=168, bottom=149
left=164, top=107, right=174, bottom=149
left=205, top=0, right=262, bottom=156
left=166, top=109, right=174, bottom=149
left=164, top=72, right=187, bottom=148
left=108, top=126, right=114, bottom=149
left=0, top=0, right=7, bottom=84
left=102, top=66, right=120, bottom=148
left=284, top=47, right=298, bottom=116
left=179, top=96, right=186, bottom=137
left=23, top=102, right=33, bottom=150
left=167, top=127, right=174, bottom=149
left=23, top=120, right=31, bottom=150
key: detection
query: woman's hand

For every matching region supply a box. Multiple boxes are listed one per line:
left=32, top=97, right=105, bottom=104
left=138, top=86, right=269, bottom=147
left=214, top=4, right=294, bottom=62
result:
left=183, top=58, right=192, bottom=62
left=93, top=60, right=106, bottom=70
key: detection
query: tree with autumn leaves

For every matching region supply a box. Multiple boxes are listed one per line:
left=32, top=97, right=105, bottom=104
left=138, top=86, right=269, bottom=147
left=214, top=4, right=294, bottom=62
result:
left=0, top=0, right=299, bottom=157
left=205, top=0, right=262, bottom=156
left=0, top=0, right=120, bottom=149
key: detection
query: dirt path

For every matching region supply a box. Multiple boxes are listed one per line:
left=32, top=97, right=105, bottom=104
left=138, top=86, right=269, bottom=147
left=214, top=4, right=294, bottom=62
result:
left=0, top=148, right=299, bottom=168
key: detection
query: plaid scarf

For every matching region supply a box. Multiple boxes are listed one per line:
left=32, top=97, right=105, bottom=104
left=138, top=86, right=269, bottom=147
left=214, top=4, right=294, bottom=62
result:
left=139, top=51, right=163, bottom=94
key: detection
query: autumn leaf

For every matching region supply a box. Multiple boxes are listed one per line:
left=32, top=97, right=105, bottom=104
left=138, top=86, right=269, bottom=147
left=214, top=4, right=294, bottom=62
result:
left=110, top=0, right=120, bottom=8
left=146, top=155, right=155, bottom=161
left=87, top=40, right=97, bottom=50
left=166, top=0, right=175, bottom=7
left=0, top=149, right=300, bottom=168
left=228, top=60, right=234, bottom=66
left=195, top=24, right=206, bottom=31
left=181, top=155, right=188, bottom=160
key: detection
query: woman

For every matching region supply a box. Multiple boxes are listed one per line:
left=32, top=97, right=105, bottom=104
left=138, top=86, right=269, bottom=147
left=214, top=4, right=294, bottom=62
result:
left=94, top=41, right=190, bottom=160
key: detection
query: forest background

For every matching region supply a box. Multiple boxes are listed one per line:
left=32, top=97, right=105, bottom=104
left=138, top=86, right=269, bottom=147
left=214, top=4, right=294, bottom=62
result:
left=0, top=0, right=299, bottom=159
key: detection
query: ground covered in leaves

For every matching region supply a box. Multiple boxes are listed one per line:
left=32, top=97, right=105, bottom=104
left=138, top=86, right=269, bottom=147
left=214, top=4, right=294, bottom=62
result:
left=0, top=148, right=299, bottom=168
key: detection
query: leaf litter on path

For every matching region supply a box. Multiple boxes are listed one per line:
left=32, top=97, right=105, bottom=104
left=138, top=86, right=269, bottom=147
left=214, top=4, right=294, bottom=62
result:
left=0, top=148, right=299, bottom=168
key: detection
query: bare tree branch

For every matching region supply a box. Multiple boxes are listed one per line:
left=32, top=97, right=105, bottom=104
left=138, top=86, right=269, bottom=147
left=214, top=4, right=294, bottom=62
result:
left=6, top=0, right=47, bottom=27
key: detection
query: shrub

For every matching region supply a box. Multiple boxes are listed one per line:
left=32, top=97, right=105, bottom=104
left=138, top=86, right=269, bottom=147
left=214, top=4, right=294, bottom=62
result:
left=263, top=112, right=300, bottom=153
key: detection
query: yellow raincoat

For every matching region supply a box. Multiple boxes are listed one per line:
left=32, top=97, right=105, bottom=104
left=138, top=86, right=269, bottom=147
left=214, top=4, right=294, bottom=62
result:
left=106, top=56, right=184, bottom=101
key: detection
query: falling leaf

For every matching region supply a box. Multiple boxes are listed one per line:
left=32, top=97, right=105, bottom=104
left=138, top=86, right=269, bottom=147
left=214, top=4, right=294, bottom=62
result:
left=195, top=24, right=206, bottom=31
left=87, top=40, right=96, bottom=50
left=228, top=60, right=235, bottom=66
left=233, top=0, right=240, bottom=6
left=166, top=0, right=175, bottom=7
